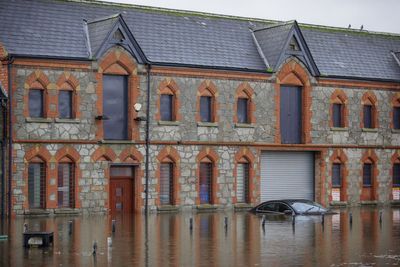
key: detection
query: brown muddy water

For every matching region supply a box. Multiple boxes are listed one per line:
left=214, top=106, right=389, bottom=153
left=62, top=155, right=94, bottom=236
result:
left=0, top=207, right=399, bottom=267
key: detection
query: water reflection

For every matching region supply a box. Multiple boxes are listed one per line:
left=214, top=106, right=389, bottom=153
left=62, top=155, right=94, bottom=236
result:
left=0, top=207, right=399, bottom=266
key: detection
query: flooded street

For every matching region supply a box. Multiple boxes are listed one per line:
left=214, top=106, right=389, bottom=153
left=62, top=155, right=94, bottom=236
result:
left=0, top=207, right=399, bottom=267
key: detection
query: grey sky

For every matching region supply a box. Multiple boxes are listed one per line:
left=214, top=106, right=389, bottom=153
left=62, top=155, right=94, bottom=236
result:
left=103, top=0, right=400, bottom=34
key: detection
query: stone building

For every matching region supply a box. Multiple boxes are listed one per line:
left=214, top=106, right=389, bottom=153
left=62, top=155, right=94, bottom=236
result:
left=0, top=0, right=399, bottom=216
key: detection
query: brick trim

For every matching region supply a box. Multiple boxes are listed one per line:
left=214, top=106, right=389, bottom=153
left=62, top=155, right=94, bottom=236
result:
left=360, top=149, right=379, bottom=201
left=24, top=70, right=52, bottom=118
left=329, top=149, right=349, bottom=202
left=330, top=89, right=349, bottom=128
left=22, top=146, right=52, bottom=211
left=196, top=147, right=219, bottom=205
left=119, top=146, right=144, bottom=163
left=155, top=78, right=181, bottom=121
left=274, top=59, right=312, bottom=144
left=54, top=146, right=81, bottom=208
left=196, top=80, right=219, bottom=122
left=56, top=72, right=81, bottom=119
left=91, top=146, right=117, bottom=162
left=360, top=91, right=379, bottom=129
left=233, top=148, right=255, bottom=204
left=96, top=48, right=140, bottom=141
left=233, top=82, right=256, bottom=124
left=155, top=146, right=181, bottom=205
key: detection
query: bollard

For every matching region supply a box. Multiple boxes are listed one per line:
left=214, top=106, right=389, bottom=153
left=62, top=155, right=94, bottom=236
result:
left=92, top=241, right=98, bottom=255
left=112, top=220, right=116, bottom=233
left=68, top=221, right=73, bottom=235
left=292, top=215, right=296, bottom=234
left=379, top=211, right=382, bottom=224
left=189, top=218, right=193, bottom=231
left=107, top=236, right=112, bottom=247
left=349, top=213, right=353, bottom=225
left=262, top=215, right=266, bottom=227
left=224, top=217, right=228, bottom=230
left=23, top=223, right=28, bottom=233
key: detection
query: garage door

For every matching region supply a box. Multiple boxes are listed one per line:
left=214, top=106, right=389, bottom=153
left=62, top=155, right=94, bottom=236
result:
left=260, top=151, right=314, bottom=201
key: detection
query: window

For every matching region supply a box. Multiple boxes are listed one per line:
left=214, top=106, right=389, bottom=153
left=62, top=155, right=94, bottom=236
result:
left=159, top=163, right=173, bottom=205
left=28, top=162, right=45, bottom=209
left=363, top=163, right=372, bottom=187
left=57, top=162, right=74, bottom=208
left=237, top=98, right=249, bottom=124
left=332, top=163, right=341, bottom=187
left=59, top=90, right=73, bottom=119
left=200, top=96, right=212, bottom=122
left=160, top=94, right=173, bottom=121
left=363, top=105, right=373, bottom=128
left=199, top=162, right=212, bottom=204
left=332, top=103, right=343, bottom=127
left=394, top=107, right=400, bottom=129
left=394, top=163, right=400, bottom=187
left=29, top=89, right=44, bottom=118
left=236, top=163, right=249, bottom=203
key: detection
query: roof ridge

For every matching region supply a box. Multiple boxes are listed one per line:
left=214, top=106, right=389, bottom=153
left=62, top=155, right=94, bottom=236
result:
left=253, top=20, right=294, bottom=32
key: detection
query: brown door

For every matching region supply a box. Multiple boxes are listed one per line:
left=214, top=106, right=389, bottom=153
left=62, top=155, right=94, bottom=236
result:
left=110, top=166, right=134, bottom=213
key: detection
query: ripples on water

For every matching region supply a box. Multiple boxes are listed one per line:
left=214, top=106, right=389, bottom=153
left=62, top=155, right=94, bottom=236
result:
left=0, top=207, right=399, bottom=266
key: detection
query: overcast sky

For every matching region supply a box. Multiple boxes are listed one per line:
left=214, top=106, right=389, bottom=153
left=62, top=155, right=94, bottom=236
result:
left=103, top=0, right=400, bottom=34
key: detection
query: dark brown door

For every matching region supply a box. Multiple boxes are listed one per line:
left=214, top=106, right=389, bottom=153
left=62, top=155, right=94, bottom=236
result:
left=110, top=166, right=134, bottom=213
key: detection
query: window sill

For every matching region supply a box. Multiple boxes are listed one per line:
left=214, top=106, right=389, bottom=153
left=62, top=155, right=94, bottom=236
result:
left=196, top=204, right=219, bottom=212
left=157, top=121, right=180, bottom=126
left=55, top=118, right=80, bottom=124
left=390, top=200, right=400, bottom=206
left=362, top=128, right=378, bottom=132
left=23, top=209, right=51, bottom=216
left=25, top=117, right=53, bottom=123
left=330, top=127, right=348, bottom=132
left=392, top=129, right=400, bottom=133
left=360, top=200, right=378, bottom=206
left=53, top=208, right=81, bottom=215
left=157, top=205, right=180, bottom=212
left=234, top=203, right=253, bottom=210
left=197, top=122, right=218, bottom=127
left=329, top=201, right=347, bottom=207
left=235, top=123, right=255, bottom=128
left=99, top=140, right=135, bottom=144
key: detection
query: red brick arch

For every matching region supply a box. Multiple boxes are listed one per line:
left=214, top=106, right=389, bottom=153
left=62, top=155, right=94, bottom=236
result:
left=196, top=147, right=219, bottom=205
left=274, top=59, right=312, bottom=144
left=24, top=70, right=51, bottom=118
left=155, top=146, right=181, bottom=205
left=155, top=78, right=181, bottom=121
left=91, top=146, right=117, bottom=162
left=196, top=80, right=219, bottom=122
left=119, top=146, right=143, bottom=163
left=234, top=82, right=256, bottom=124
left=233, top=148, right=256, bottom=204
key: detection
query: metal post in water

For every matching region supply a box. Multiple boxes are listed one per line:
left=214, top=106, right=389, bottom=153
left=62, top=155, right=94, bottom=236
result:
left=379, top=211, right=382, bottom=224
left=112, top=220, right=116, bottom=233
left=224, top=217, right=228, bottom=230
left=68, top=220, right=73, bottom=235
left=23, top=223, right=28, bottom=233
left=321, top=214, right=325, bottom=225
left=92, top=241, right=97, bottom=255
left=262, top=215, right=266, bottom=227
left=349, top=213, right=353, bottom=225
left=292, top=215, right=295, bottom=234
left=189, top=218, right=193, bottom=232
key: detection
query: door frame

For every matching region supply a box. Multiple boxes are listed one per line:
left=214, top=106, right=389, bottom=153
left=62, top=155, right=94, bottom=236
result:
left=109, top=164, right=141, bottom=213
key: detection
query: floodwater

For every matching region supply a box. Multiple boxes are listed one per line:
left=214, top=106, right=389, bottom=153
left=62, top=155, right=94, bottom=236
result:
left=0, top=207, right=399, bottom=267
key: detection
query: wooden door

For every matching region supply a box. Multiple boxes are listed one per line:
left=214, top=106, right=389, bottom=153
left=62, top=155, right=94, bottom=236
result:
left=110, top=178, right=133, bottom=213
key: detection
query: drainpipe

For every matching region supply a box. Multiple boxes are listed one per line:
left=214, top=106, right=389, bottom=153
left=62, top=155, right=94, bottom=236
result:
left=7, top=57, right=13, bottom=218
left=144, top=64, right=151, bottom=215
left=1, top=97, right=7, bottom=219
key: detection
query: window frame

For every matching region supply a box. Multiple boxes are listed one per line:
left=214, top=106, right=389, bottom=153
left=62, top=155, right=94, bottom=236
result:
left=363, top=163, right=373, bottom=187
left=332, top=103, right=343, bottom=128
left=28, top=161, right=46, bottom=209
left=237, top=98, right=249, bottom=124
left=160, top=93, right=174, bottom=122
left=332, top=163, right=342, bottom=188
left=57, top=160, right=75, bottom=208
left=29, top=89, right=45, bottom=118
left=393, top=163, right=400, bottom=187
left=200, top=95, right=213, bottom=123
left=58, top=90, right=73, bottom=119
left=159, top=161, right=174, bottom=205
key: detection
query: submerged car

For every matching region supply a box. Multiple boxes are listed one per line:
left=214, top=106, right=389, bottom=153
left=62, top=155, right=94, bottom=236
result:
left=250, top=199, right=334, bottom=215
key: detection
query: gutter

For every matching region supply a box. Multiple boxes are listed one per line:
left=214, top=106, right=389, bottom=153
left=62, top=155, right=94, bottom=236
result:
left=0, top=96, right=7, bottom=219
left=7, top=57, right=14, bottom=218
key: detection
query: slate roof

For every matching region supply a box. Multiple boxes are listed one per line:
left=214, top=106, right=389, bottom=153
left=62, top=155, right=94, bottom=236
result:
left=1, top=0, right=400, bottom=81
left=87, top=14, right=121, bottom=57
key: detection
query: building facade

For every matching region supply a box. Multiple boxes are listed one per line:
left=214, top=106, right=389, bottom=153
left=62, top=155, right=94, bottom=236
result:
left=0, top=0, right=400, bottom=216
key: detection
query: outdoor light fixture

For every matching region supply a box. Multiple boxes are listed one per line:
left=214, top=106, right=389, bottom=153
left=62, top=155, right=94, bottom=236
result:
left=95, top=115, right=110, bottom=120
left=134, top=102, right=147, bottom=121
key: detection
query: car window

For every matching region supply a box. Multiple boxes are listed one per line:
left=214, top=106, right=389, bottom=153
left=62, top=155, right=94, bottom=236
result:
left=258, top=203, right=277, bottom=212
left=277, top=203, right=291, bottom=213
left=291, top=201, right=326, bottom=214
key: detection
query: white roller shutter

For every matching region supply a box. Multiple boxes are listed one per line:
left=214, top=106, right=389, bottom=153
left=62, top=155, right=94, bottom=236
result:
left=260, top=151, right=314, bottom=202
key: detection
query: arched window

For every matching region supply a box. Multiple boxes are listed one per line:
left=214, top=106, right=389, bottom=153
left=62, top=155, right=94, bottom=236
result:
left=28, top=157, right=46, bottom=209
left=25, top=71, right=50, bottom=118
left=199, top=156, right=213, bottom=204
left=57, top=73, right=80, bottom=119
left=197, top=81, right=218, bottom=123
left=360, top=150, right=378, bottom=201
left=392, top=95, right=400, bottom=129
left=330, top=149, right=348, bottom=202
left=393, top=156, right=400, bottom=201
left=330, top=90, right=348, bottom=128
left=57, top=157, right=75, bottom=208
left=361, top=92, right=378, bottom=129
left=236, top=158, right=250, bottom=203
left=159, top=157, right=174, bottom=205
left=235, top=83, right=255, bottom=124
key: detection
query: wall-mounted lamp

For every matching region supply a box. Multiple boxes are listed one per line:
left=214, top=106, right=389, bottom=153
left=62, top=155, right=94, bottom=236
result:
left=95, top=115, right=110, bottom=120
left=134, top=103, right=147, bottom=121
